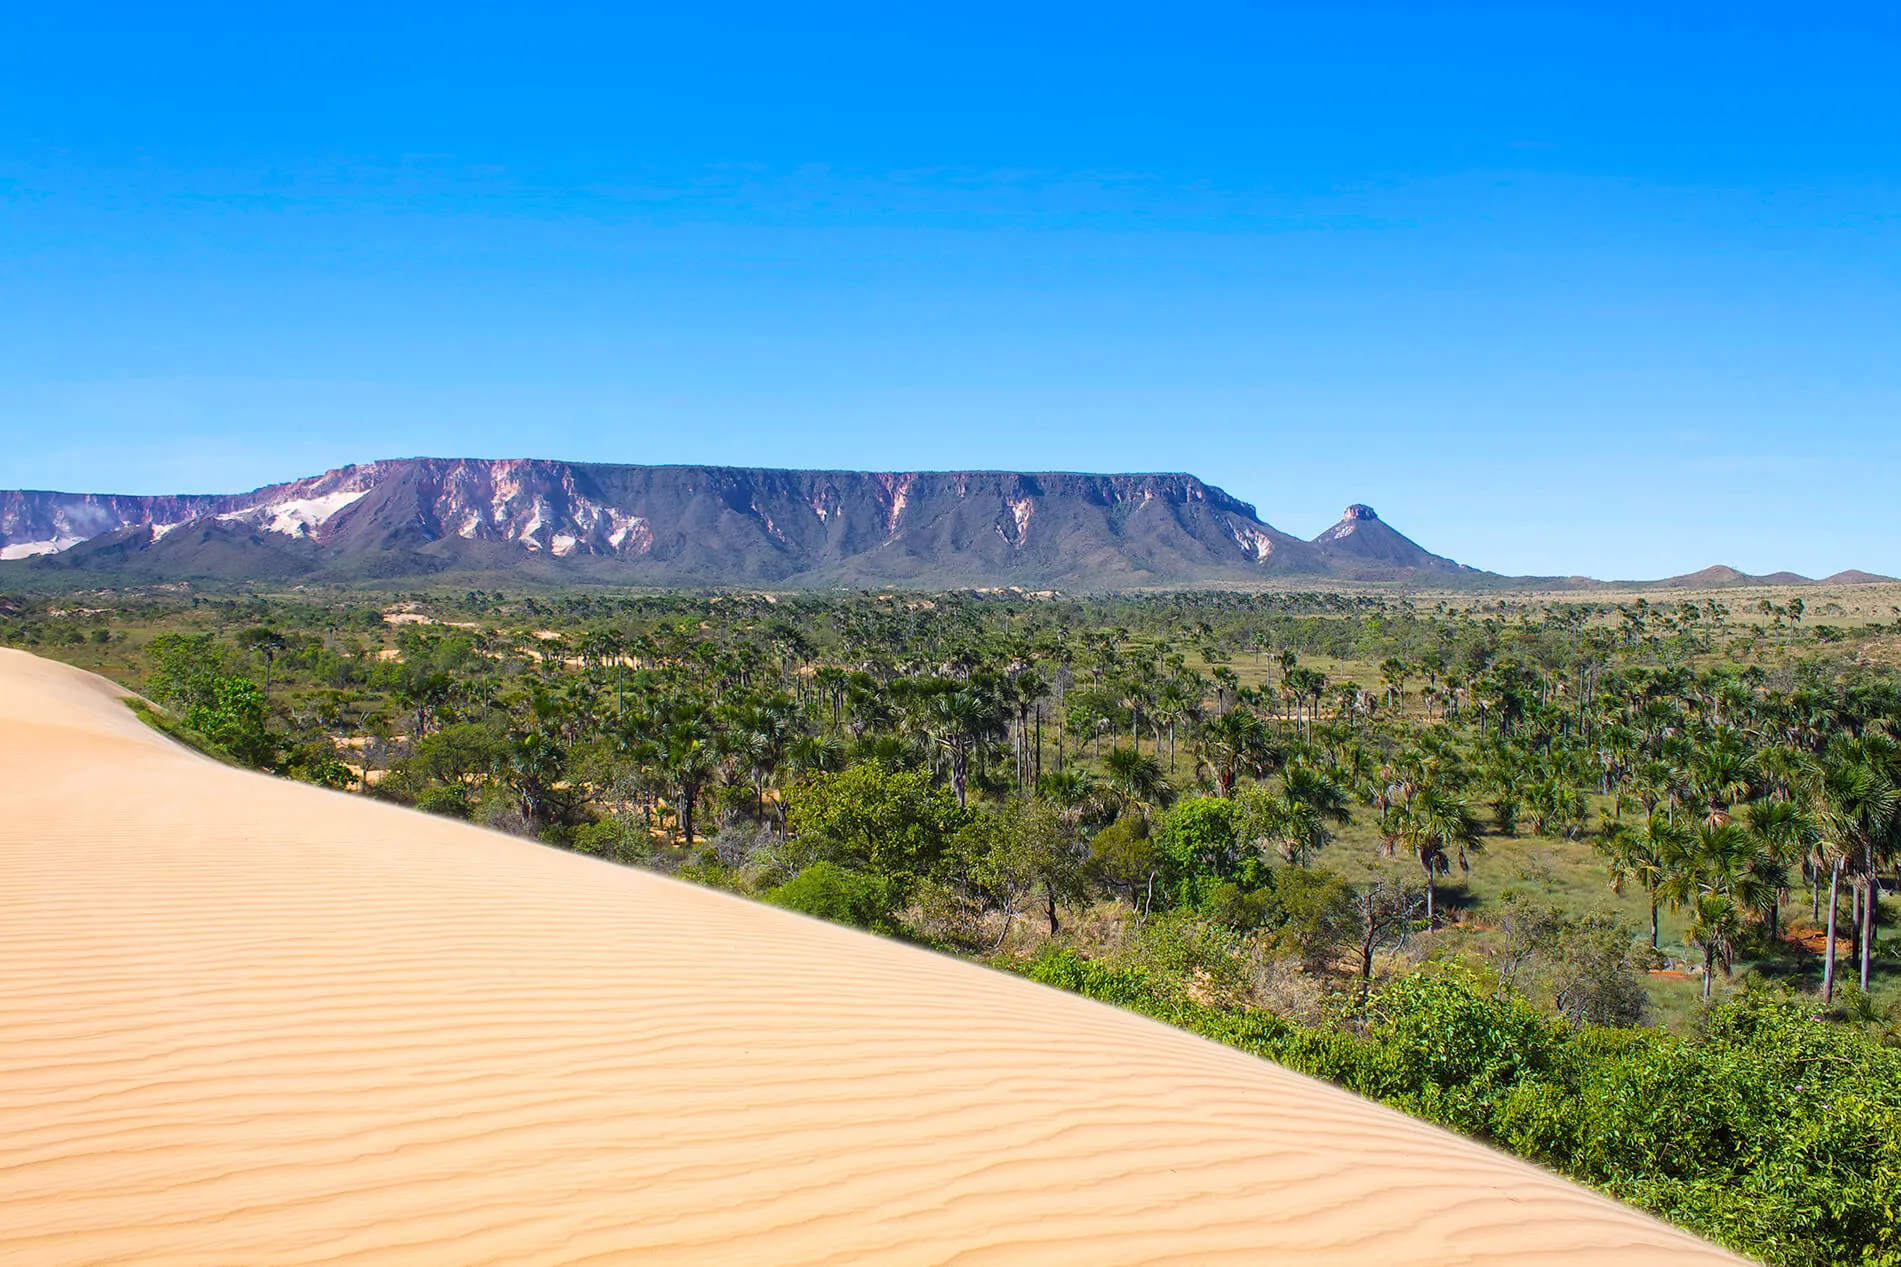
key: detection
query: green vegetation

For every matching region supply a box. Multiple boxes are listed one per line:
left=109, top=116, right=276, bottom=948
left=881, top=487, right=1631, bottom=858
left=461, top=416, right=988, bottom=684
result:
left=10, top=581, right=1901, bottom=1262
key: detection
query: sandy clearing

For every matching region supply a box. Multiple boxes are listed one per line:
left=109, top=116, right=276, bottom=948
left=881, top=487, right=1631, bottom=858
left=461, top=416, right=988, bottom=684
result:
left=0, top=648, right=1739, bottom=1265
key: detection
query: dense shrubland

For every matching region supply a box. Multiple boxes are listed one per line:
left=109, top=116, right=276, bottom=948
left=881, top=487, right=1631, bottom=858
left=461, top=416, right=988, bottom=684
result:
left=9, top=583, right=1901, bottom=1262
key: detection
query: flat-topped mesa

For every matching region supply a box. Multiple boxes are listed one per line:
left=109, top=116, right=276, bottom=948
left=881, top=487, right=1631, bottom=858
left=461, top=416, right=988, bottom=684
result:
left=0, top=459, right=1340, bottom=587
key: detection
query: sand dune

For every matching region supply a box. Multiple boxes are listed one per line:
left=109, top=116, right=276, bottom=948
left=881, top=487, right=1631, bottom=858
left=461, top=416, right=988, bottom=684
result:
left=0, top=648, right=1738, bottom=1265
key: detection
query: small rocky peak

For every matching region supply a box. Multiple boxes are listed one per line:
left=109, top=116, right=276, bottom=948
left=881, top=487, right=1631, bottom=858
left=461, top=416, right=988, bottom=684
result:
left=1342, top=504, right=1378, bottom=522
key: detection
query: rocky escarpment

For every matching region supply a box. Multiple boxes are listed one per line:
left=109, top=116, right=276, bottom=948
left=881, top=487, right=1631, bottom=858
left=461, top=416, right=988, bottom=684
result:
left=2, top=459, right=1369, bottom=587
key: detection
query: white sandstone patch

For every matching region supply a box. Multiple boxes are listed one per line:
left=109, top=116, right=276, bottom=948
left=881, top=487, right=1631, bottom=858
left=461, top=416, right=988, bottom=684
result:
left=1228, top=523, right=1277, bottom=561
left=217, top=489, right=368, bottom=539
left=1008, top=497, right=1034, bottom=541
left=0, top=536, right=80, bottom=560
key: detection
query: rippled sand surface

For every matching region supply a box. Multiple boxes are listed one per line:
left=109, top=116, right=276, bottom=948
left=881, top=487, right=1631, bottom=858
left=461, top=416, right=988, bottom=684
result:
left=0, top=649, right=1738, bottom=1265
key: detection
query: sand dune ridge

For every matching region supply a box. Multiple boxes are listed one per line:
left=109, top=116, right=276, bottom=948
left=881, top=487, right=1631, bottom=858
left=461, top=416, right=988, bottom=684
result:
left=0, top=649, right=1739, bottom=1264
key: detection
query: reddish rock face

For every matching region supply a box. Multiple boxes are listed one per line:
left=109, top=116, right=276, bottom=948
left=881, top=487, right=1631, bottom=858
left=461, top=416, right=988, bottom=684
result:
left=1342, top=504, right=1379, bottom=521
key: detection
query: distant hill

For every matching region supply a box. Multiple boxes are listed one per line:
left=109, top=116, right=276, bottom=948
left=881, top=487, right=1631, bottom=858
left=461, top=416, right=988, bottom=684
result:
left=1, top=459, right=1883, bottom=591
left=1585, top=566, right=1897, bottom=591
left=1642, top=565, right=1818, bottom=589
left=1310, top=504, right=1474, bottom=578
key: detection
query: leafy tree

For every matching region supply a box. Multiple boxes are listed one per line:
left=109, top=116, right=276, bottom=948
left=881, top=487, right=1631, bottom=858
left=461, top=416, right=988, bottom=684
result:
left=145, top=633, right=228, bottom=714
left=414, top=784, right=476, bottom=820
left=1546, top=915, right=1648, bottom=1028
left=1267, top=866, right=1356, bottom=970
left=145, top=634, right=279, bottom=767
left=1199, top=880, right=1279, bottom=933
left=1346, top=876, right=1426, bottom=979
left=1155, top=796, right=1256, bottom=907
left=189, top=674, right=278, bottom=767
left=1011, top=797, right=1088, bottom=933
left=787, top=763, right=965, bottom=897
left=1087, top=815, right=1160, bottom=915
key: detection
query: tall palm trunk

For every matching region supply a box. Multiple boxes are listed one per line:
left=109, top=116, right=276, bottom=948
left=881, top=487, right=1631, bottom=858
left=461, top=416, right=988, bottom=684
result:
left=1861, top=852, right=1877, bottom=994
left=1823, top=857, right=1843, bottom=1002
left=1851, top=870, right=1867, bottom=966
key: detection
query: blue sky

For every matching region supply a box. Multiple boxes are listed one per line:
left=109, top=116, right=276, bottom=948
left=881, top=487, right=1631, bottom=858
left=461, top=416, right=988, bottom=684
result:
left=2, top=3, right=1897, bottom=578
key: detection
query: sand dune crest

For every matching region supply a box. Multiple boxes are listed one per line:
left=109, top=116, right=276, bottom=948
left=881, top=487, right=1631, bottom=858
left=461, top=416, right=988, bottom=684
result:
left=0, top=649, right=1737, bottom=1264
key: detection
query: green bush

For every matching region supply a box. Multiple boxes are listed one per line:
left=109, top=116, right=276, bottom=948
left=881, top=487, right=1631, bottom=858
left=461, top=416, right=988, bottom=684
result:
left=414, top=784, right=475, bottom=820
left=766, top=862, right=896, bottom=932
left=569, top=817, right=646, bottom=863
left=1157, top=796, right=1270, bottom=906
left=144, top=633, right=279, bottom=768
left=1269, top=866, right=1356, bottom=967
left=1199, top=880, right=1277, bottom=932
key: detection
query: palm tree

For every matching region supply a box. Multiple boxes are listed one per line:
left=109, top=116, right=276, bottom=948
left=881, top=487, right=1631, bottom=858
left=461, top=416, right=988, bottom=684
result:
left=1743, top=796, right=1815, bottom=941
left=1687, top=731, right=1755, bottom=821
left=656, top=714, right=721, bottom=846
left=1602, top=811, right=1684, bottom=950
left=904, top=678, right=1004, bottom=807
left=1683, top=892, right=1747, bottom=1001
left=1284, top=761, right=1352, bottom=824
left=236, top=626, right=288, bottom=698
left=1035, top=768, right=1101, bottom=826
left=1102, top=746, right=1172, bottom=822
left=497, top=728, right=566, bottom=829
left=1657, top=820, right=1781, bottom=1000
left=1192, top=708, right=1281, bottom=797
left=1239, top=764, right=1351, bottom=867
left=1154, top=676, right=1201, bottom=772
left=1006, top=669, right=1050, bottom=785
left=1378, top=657, right=1408, bottom=710
left=1381, top=785, right=1481, bottom=926
left=1813, top=742, right=1899, bottom=998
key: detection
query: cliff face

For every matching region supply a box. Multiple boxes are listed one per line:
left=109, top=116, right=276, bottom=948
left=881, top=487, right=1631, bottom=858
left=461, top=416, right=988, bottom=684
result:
left=0, top=459, right=1350, bottom=586
left=0, top=491, right=233, bottom=560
